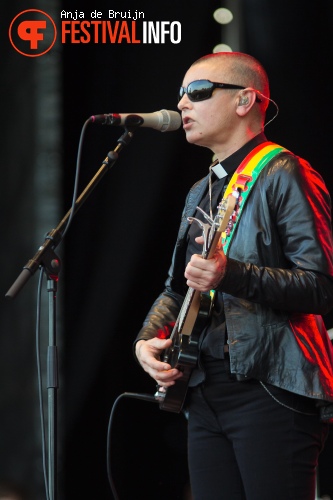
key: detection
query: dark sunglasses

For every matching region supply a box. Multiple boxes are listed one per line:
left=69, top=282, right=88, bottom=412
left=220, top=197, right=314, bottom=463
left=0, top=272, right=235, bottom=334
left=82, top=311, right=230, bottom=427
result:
left=178, top=79, right=262, bottom=103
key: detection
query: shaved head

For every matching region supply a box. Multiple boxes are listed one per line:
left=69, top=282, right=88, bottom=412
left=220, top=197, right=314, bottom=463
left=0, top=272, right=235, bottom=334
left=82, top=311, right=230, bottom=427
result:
left=192, top=52, right=270, bottom=110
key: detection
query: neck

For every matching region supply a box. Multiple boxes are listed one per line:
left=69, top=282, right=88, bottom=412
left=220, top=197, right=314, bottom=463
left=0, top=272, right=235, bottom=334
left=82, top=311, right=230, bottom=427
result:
left=214, top=126, right=263, bottom=162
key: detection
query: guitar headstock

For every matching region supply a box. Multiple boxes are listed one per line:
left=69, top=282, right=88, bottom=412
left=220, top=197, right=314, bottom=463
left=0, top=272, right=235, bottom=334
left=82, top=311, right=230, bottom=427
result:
left=215, top=190, right=239, bottom=234
left=188, top=190, right=240, bottom=258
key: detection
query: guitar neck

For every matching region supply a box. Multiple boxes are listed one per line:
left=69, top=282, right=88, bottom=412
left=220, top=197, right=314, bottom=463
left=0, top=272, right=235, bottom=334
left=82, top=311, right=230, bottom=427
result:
left=205, top=226, right=224, bottom=259
left=180, top=194, right=237, bottom=335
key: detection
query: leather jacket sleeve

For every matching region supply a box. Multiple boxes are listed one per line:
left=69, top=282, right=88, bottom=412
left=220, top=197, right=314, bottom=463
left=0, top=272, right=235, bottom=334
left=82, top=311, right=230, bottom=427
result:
left=136, top=289, right=184, bottom=342
left=219, top=153, right=333, bottom=315
left=221, top=259, right=333, bottom=314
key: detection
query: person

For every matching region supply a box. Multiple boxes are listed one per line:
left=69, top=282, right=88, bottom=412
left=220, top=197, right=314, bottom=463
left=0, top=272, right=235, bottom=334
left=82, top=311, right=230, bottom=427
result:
left=134, top=51, right=333, bottom=500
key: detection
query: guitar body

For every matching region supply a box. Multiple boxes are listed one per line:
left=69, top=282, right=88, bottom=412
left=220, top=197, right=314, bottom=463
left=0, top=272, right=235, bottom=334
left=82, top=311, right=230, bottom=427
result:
left=156, top=292, right=212, bottom=413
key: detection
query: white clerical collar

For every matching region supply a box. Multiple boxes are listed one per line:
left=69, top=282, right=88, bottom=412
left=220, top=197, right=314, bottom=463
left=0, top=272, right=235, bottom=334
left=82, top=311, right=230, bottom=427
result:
left=211, top=162, right=228, bottom=179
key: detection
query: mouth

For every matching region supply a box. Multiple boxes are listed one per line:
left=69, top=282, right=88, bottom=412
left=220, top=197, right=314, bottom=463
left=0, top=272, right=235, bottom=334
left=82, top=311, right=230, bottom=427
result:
left=182, top=116, right=193, bottom=129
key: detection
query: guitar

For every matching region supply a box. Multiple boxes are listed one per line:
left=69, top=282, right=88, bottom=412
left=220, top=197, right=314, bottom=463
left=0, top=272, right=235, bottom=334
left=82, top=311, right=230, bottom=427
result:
left=155, top=192, right=238, bottom=413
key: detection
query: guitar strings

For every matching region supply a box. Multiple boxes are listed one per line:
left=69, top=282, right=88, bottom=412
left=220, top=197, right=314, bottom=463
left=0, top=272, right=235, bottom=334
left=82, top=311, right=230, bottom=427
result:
left=209, top=164, right=214, bottom=219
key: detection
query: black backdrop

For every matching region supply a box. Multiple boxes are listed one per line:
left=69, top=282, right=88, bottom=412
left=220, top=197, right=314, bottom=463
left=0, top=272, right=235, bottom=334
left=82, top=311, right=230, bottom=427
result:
left=2, top=1, right=333, bottom=499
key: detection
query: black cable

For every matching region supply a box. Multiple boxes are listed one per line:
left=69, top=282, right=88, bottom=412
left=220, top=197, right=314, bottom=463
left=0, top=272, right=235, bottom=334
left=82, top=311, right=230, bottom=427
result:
left=35, top=268, right=50, bottom=500
left=106, top=392, right=157, bottom=499
left=59, top=118, right=91, bottom=242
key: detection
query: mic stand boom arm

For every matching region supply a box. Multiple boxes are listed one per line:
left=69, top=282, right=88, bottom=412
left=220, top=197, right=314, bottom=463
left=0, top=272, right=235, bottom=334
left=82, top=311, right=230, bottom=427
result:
left=5, top=126, right=135, bottom=500
left=6, top=128, right=134, bottom=299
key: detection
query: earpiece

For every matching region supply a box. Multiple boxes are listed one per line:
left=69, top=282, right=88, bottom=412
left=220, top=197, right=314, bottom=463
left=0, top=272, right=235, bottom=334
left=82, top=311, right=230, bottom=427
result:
left=238, top=96, right=249, bottom=106
left=239, top=87, right=280, bottom=127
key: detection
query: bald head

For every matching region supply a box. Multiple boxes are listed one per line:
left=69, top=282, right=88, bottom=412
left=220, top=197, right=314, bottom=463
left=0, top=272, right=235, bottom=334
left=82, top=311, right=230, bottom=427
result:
left=191, top=52, right=270, bottom=111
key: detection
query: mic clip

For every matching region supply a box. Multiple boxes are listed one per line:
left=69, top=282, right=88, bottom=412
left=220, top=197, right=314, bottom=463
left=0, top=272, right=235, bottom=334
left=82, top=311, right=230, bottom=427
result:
left=103, top=113, right=144, bottom=129
left=123, top=114, right=144, bottom=128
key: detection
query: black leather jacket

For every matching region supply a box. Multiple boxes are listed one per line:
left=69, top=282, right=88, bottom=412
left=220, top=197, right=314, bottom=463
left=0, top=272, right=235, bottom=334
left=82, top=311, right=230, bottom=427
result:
left=135, top=150, right=333, bottom=408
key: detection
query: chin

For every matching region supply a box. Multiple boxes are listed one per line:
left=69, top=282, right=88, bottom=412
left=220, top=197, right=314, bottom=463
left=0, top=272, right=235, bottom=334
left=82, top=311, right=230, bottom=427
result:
left=185, top=134, right=209, bottom=149
left=185, top=132, right=204, bottom=145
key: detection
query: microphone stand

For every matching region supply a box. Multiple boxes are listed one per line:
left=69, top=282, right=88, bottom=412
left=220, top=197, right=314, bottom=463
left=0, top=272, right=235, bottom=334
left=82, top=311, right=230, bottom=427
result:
left=5, top=126, right=136, bottom=500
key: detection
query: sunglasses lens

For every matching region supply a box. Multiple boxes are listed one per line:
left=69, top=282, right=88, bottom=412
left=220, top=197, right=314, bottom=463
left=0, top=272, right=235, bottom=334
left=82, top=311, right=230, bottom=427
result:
left=178, top=88, right=185, bottom=101
left=178, top=80, right=214, bottom=102
left=188, top=81, right=213, bottom=102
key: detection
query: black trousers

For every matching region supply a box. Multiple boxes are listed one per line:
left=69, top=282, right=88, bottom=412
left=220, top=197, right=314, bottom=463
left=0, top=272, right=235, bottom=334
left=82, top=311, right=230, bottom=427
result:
left=187, top=357, right=328, bottom=500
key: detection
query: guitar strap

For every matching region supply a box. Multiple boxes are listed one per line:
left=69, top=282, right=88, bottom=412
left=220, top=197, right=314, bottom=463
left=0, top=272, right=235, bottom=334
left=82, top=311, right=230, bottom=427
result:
left=221, top=141, right=288, bottom=253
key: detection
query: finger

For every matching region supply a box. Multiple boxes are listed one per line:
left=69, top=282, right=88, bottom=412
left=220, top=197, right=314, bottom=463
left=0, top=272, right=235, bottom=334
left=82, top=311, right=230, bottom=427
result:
left=194, top=235, right=204, bottom=245
left=155, top=369, right=183, bottom=387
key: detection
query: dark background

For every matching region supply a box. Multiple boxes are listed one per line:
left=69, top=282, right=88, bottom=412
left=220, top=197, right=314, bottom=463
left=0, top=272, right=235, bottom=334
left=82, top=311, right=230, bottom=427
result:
left=2, top=1, right=333, bottom=499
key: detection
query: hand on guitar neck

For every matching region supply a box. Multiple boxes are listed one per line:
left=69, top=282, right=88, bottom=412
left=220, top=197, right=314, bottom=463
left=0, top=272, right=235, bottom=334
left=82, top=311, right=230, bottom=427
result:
left=184, top=235, right=227, bottom=292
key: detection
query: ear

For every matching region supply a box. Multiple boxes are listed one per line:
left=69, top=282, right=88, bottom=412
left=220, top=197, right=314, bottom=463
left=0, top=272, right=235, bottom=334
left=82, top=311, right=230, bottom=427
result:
left=236, top=91, right=256, bottom=116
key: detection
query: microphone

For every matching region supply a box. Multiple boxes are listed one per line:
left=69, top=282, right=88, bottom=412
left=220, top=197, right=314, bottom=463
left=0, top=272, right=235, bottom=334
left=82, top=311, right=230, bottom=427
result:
left=90, top=109, right=181, bottom=132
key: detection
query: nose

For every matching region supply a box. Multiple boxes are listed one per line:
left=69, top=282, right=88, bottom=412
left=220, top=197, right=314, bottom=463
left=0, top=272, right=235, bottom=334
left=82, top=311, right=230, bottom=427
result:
left=177, top=93, right=192, bottom=111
